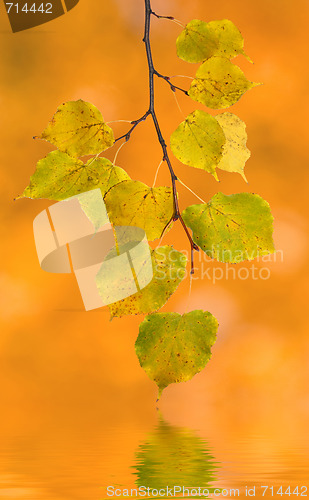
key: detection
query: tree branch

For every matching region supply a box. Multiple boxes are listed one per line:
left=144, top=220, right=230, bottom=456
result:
left=143, top=0, right=198, bottom=272
left=115, top=0, right=198, bottom=273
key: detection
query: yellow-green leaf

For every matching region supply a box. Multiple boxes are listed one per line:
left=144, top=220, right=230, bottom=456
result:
left=135, top=310, right=218, bottom=399
left=18, top=151, right=130, bottom=201
left=170, top=110, right=225, bottom=180
left=176, top=19, right=251, bottom=64
left=215, top=112, right=250, bottom=182
left=182, top=192, right=275, bottom=263
left=176, top=19, right=218, bottom=64
left=104, top=180, right=174, bottom=241
left=39, top=99, right=114, bottom=157
left=189, top=57, right=260, bottom=109
left=207, top=19, right=252, bottom=62
left=109, top=246, right=187, bottom=318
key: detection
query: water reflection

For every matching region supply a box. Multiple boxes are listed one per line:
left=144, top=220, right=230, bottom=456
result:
left=133, top=417, right=219, bottom=497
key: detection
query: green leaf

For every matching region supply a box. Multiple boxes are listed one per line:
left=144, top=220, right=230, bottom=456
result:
left=109, top=246, right=187, bottom=318
left=215, top=112, right=250, bottom=182
left=135, top=310, right=218, bottom=398
left=188, top=57, right=260, bottom=109
left=176, top=19, right=251, bottom=64
left=18, top=151, right=130, bottom=201
left=170, top=110, right=225, bottom=180
left=176, top=19, right=218, bottom=64
left=39, top=99, right=114, bottom=157
left=207, top=19, right=252, bottom=62
left=104, top=180, right=174, bottom=241
left=182, top=192, right=275, bottom=263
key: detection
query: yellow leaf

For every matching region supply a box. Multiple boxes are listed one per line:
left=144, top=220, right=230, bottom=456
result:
left=135, top=311, right=218, bottom=399
left=176, top=19, right=252, bottom=64
left=39, top=99, right=114, bottom=157
left=207, top=19, right=252, bottom=62
left=104, top=180, right=174, bottom=241
left=170, top=110, right=225, bottom=180
left=215, top=112, right=250, bottom=181
left=189, top=57, right=260, bottom=109
left=108, top=246, right=187, bottom=318
left=18, top=151, right=129, bottom=201
left=176, top=19, right=218, bottom=63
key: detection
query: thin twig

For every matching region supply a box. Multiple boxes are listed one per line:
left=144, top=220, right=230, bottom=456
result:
left=114, top=111, right=150, bottom=142
left=151, top=11, right=174, bottom=20
left=154, top=70, right=189, bottom=95
left=156, top=218, right=173, bottom=248
left=151, top=10, right=185, bottom=28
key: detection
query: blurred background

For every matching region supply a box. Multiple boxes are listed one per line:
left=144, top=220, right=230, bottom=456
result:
left=0, top=0, right=309, bottom=498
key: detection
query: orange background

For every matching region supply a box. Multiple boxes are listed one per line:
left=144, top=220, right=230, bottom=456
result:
left=0, top=0, right=309, bottom=498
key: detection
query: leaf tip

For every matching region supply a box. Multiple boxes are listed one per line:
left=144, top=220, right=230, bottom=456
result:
left=157, top=386, right=164, bottom=402
left=243, top=52, right=253, bottom=64
left=252, top=81, right=263, bottom=88
left=240, top=171, right=248, bottom=183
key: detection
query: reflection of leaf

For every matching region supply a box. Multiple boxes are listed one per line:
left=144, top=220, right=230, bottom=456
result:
left=176, top=19, right=251, bottom=64
left=104, top=180, right=174, bottom=241
left=135, top=311, right=218, bottom=398
left=134, top=418, right=219, bottom=495
left=189, top=57, right=260, bottom=109
left=109, top=246, right=187, bottom=318
left=215, top=112, right=250, bottom=182
left=39, top=99, right=114, bottom=157
left=19, top=151, right=130, bottom=201
left=182, top=192, right=275, bottom=263
left=170, top=110, right=225, bottom=180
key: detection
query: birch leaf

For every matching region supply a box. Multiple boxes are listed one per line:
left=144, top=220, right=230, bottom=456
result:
left=170, top=110, right=225, bottom=180
left=207, top=19, right=252, bottom=62
left=189, top=57, right=260, bottom=109
left=109, top=246, right=187, bottom=318
left=18, top=151, right=130, bottom=201
left=176, top=19, right=218, bottom=63
left=104, top=180, right=174, bottom=241
left=182, top=192, right=275, bottom=263
left=135, top=311, right=218, bottom=399
left=215, top=112, right=250, bottom=182
left=176, top=19, right=251, bottom=64
left=39, top=99, right=114, bottom=157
